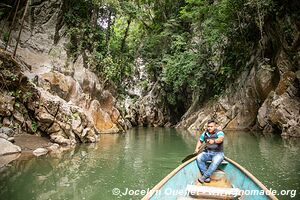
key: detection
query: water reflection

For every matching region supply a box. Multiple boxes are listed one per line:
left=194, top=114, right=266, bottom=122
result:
left=225, top=131, right=300, bottom=199
left=0, top=128, right=299, bottom=200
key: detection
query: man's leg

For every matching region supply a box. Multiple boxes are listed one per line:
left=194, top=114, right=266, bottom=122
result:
left=203, top=152, right=224, bottom=178
left=196, top=152, right=210, bottom=176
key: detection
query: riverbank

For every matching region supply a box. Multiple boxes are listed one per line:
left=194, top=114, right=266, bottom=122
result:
left=0, top=133, right=74, bottom=168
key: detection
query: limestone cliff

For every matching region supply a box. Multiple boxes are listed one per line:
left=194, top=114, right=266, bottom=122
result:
left=177, top=15, right=300, bottom=137
left=125, top=80, right=172, bottom=127
left=0, top=0, right=129, bottom=145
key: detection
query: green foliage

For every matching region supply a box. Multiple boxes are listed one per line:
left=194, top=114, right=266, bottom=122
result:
left=138, top=80, right=150, bottom=91
left=102, top=55, right=133, bottom=86
left=63, top=0, right=292, bottom=115
left=163, top=51, right=197, bottom=92
left=3, top=31, right=9, bottom=43
left=22, top=91, right=33, bottom=102
left=31, top=120, right=38, bottom=133
left=159, top=0, right=261, bottom=105
left=72, top=112, right=80, bottom=119
left=64, top=0, right=141, bottom=92
left=14, top=102, right=20, bottom=108
left=8, top=90, right=21, bottom=98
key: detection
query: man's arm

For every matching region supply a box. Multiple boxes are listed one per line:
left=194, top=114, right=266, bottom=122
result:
left=194, top=139, right=203, bottom=153
left=194, top=133, right=205, bottom=152
left=207, top=131, right=224, bottom=144
left=212, top=136, right=224, bottom=144
left=215, top=131, right=224, bottom=143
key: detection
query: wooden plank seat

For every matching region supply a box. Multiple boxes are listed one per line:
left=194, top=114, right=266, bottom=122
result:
left=186, top=185, right=242, bottom=199
left=206, top=160, right=228, bottom=165
left=177, top=197, right=196, bottom=200
left=177, top=197, right=223, bottom=200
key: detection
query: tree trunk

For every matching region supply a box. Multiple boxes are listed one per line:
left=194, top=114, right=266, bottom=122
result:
left=13, top=0, right=30, bottom=57
left=91, top=7, right=99, bottom=28
left=120, top=16, right=132, bottom=53
left=106, top=8, right=112, bottom=50
left=1, top=2, right=14, bottom=37
left=54, top=0, right=70, bottom=44
left=5, top=0, right=20, bottom=50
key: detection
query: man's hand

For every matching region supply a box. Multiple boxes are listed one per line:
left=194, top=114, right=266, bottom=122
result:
left=194, top=140, right=202, bottom=154
left=207, top=139, right=215, bottom=144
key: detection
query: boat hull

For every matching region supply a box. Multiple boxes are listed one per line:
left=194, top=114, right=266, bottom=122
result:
left=142, top=157, right=278, bottom=200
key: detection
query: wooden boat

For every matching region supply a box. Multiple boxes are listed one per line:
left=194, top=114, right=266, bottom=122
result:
left=142, top=156, right=278, bottom=200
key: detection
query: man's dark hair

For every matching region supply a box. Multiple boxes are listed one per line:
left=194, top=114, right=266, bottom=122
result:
left=207, top=119, right=216, bottom=124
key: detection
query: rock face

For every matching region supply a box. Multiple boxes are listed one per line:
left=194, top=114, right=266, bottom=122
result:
left=0, top=138, right=21, bottom=156
left=125, top=81, right=170, bottom=127
left=0, top=0, right=129, bottom=145
left=177, top=17, right=300, bottom=137
left=176, top=65, right=274, bottom=133
left=257, top=53, right=300, bottom=137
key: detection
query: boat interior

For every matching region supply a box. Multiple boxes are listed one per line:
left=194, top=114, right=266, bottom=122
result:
left=179, top=160, right=244, bottom=200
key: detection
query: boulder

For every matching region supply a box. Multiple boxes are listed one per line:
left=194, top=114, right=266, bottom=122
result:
left=0, top=153, right=21, bottom=168
left=7, top=137, right=15, bottom=143
left=0, top=127, right=14, bottom=137
left=257, top=72, right=300, bottom=137
left=89, top=100, right=119, bottom=133
left=13, top=110, right=25, bottom=124
left=47, top=143, right=59, bottom=151
left=0, top=138, right=21, bottom=155
left=2, top=117, right=11, bottom=127
left=0, top=94, right=15, bottom=117
left=33, top=148, right=48, bottom=157
left=35, top=89, right=98, bottom=144
left=0, top=133, right=8, bottom=140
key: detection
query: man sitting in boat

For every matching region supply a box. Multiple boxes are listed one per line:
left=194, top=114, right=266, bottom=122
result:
left=194, top=119, right=224, bottom=183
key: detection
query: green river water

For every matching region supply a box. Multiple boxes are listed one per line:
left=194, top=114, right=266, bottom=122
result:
left=0, top=127, right=299, bottom=200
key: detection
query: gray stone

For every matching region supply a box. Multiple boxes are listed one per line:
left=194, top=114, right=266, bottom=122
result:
left=48, top=143, right=59, bottom=151
left=0, top=94, right=15, bottom=117
left=33, top=148, right=48, bottom=157
left=13, top=110, right=25, bottom=124
left=126, top=81, right=169, bottom=127
left=0, top=133, right=8, bottom=140
left=0, top=127, right=14, bottom=137
left=0, top=153, right=21, bottom=168
left=7, top=137, right=15, bottom=143
left=0, top=138, right=21, bottom=155
left=2, top=118, right=11, bottom=127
